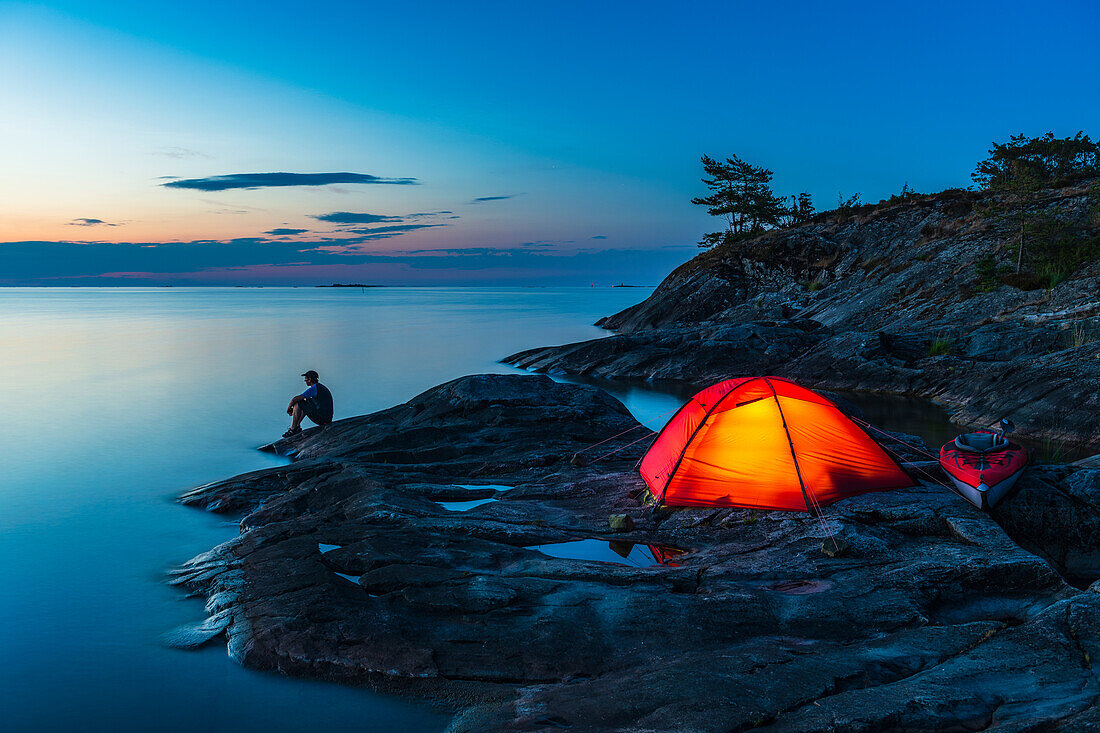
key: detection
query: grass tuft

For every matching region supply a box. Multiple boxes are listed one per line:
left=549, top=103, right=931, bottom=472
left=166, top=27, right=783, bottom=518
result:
left=928, top=335, right=954, bottom=356
left=1067, top=320, right=1098, bottom=349
left=802, top=278, right=825, bottom=292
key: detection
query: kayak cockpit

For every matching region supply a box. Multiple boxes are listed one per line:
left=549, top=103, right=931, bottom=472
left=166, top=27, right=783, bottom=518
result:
left=953, top=431, right=1010, bottom=453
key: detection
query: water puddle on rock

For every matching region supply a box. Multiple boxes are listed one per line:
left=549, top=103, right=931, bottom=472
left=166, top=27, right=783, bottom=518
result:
left=436, top=484, right=513, bottom=512
left=437, top=498, right=498, bottom=512
left=319, top=548, right=376, bottom=593
left=527, top=539, right=686, bottom=567
left=758, top=579, right=835, bottom=595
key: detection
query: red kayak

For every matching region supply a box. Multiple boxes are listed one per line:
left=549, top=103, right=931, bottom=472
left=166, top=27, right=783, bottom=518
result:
left=939, top=429, right=1029, bottom=510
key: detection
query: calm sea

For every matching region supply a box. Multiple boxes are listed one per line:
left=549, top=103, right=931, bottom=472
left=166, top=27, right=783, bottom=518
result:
left=0, top=286, right=961, bottom=731
left=0, top=286, right=689, bottom=733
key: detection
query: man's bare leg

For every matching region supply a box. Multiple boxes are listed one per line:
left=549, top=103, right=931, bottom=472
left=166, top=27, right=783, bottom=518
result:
left=290, top=403, right=305, bottom=431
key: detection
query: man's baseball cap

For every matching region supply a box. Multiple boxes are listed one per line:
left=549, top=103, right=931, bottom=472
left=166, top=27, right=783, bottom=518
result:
left=301, top=370, right=319, bottom=380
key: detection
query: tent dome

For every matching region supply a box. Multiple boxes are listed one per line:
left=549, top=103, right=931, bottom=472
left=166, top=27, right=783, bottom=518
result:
left=640, top=377, right=911, bottom=511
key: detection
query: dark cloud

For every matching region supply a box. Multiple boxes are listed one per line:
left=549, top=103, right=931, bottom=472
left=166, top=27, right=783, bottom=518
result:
left=265, top=228, right=309, bottom=235
left=404, top=247, right=515, bottom=256
left=0, top=238, right=691, bottom=286
left=67, top=218, right=119, bottom=227
left=469, top=195, right=517, bottom=203
left=312, top=211, right=455, bottom=225
left=520, top=240, right=572, bottom=249
left=312, top=212, right=403, bottom=224
left=162, top=172, right=418, bottom=192
left=313, top=227, right=444, bottom=249
left=591, top=235, right=608, bottom=239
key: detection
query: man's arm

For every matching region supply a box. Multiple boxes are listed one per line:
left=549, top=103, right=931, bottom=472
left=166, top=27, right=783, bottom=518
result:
left=288, top=384, right=317, bottom=410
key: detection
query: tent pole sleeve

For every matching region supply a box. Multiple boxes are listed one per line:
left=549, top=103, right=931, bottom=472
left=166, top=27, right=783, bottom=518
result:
left=765, top=377, right=816, bottom=515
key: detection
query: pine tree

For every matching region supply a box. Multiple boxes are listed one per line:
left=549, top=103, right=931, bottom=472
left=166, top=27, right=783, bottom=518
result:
left=794, top=192, right=814, bottom=224
left=692, top=154, right=787, bottom=247
left=972, top=132, right=1100, bottom=278
left=972, top=132, right=1099, bottom=190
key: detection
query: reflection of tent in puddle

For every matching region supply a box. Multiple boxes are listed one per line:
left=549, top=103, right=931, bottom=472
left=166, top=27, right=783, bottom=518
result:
left=526, top=539, right=687, bottom=567
left=646, top=544, right=687, bottom=566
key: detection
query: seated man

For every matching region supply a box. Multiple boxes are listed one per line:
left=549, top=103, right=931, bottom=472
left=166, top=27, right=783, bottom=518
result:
left=283, top=370, right=334, bottom=437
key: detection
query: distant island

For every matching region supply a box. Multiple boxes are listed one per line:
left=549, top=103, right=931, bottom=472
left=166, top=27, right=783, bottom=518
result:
left=315, top=283, right=385, bottom=288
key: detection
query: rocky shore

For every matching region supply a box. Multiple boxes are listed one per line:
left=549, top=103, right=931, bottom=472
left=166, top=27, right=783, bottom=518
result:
left=175, top=374, right=1100, bottom=731
left=506, top=182, right=1100, bottom=452
left=171, top=183, right=1100, bottom=730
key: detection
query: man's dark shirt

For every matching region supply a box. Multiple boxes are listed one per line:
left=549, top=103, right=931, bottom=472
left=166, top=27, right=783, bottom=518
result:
left=300, top=382, right=334, bottom=423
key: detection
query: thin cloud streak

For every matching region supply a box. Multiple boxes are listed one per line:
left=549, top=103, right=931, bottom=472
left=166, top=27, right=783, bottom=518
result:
left=152, top=146, right=210, bottom=159
left=469, top=194, right=518, bottom=203
left=342, top=224, right=444, bottom=234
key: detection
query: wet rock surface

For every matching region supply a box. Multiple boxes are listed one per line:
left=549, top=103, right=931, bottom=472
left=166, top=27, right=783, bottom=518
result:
left=506, top=183, right=1100, bottom=452
left=176, top=375, right=1100, bottom=731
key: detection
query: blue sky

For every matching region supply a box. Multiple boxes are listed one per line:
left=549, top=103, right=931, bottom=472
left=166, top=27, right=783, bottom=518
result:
left=1, top=0, right=1098, bottom=285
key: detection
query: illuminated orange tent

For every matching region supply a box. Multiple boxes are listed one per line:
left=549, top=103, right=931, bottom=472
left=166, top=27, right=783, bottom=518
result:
left=640, top=377, right=911, bottom=511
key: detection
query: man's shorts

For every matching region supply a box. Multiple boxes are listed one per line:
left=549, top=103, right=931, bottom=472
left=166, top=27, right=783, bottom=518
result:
left=302, top=399, right=332, bottom=426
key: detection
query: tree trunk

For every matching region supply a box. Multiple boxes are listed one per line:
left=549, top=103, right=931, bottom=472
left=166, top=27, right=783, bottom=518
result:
left=1016, top=215, right=1024, bottom=274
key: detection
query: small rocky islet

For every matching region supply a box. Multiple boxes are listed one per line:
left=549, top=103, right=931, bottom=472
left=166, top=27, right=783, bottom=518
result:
left=176, top=181, right=1100, bottom=731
